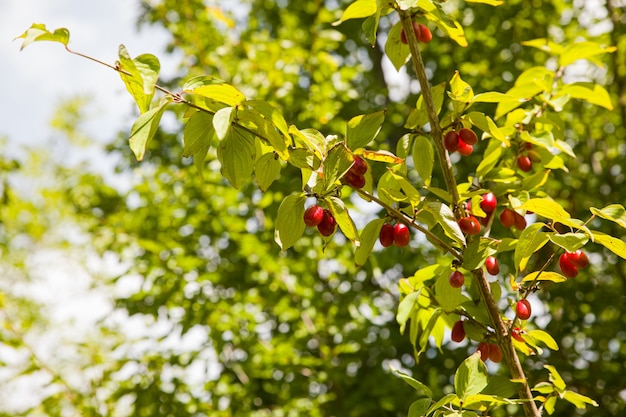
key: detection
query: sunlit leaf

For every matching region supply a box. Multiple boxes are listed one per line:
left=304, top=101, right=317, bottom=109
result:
left=412, top=136, right=434, bottom=186
left=559, top=41, right=617, bottom=67
left=118, top=45, right=160, bottom=114
left=360, top=149, right=404, bottom=164
left=522, top=271, right=567, bottom=283
left=128, top=98, right=170, bottom=161
left=327, top=196, right=359, bottom=244
left=563, top=390, right=599, bottom=409
left=548, top=233, right=588, bottom=252
left=346, top=110, right=385, bottom=149
left=514, top=223, right=549, bottom=272
left=255, top=152, right=281, bottom=191
left=518, top=198, right=570, bottom=221
left=592, top=232, right=626, bottom=260
left=333, top=0, right=377, bottom=25
left=14, top=24, right=70, bottom=50
left=455, top=353, right=489, bottom=401
left=590, top=204, right=626, bottom=229
left=274, top=193, right=306, bottom=250
left=390, top=366, right=433, bottom=397
left=355, top=218, right=385, bottom=267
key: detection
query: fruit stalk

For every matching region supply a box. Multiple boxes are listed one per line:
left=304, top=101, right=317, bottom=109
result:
left=398, top=10, right=540, bottom=417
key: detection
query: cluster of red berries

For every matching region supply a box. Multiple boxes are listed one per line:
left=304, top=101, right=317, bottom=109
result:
left=444, top=128, right=478, bottom=156
left=458, top=191, right=498, bottom=236
left=344, top=156, right=368, bottom=189
left=499, top=208, right=527, bottom=230
left=450, top=320, right=502, bottom=363
left=400, top=22, right=432, bottom=44
left=516, top=143, right=541, bottom=172
left=559, top=249, right=589, bottom=278
left=303, top=205, right=336, bottom=237
left=379, top=222, right=411, bottom=247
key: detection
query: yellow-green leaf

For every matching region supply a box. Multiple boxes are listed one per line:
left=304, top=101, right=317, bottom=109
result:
left=14, top=24, right=70, bottom=50
left=128, top=98, right=171, bottom=161
left=333, top=0, right=377, bottom=25
left=591, top=204, right=626, bottom=229
left=118, top=46, right=161, bottom=114
left=327, top=196, right=360, bottom=244
left=518, top=198, right=570, bottom=221
left=346, top=110, right=385, bottom=149
left=255, top=152, right=281, bottom=191
left=592, top=232, right=626, bottom=260
left=522, top=271, right=568, bottom=283
left=274, top=193, right=306, bottom=250
left=559, top=41, right=617, bottom=67
left=355, top=218, right=385, bottom=267
left=526, top=330, right=559, bottom=351
left=412, top=136, right=434, bottom=186
left=360, top=149, right=404, bottom=164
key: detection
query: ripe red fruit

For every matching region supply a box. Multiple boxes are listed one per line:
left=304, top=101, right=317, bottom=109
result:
left=379, top=223, right=394, bottom=247
left=444, top=131, right=460, bottom=152
left=488, top=344, right=502, bottom=363
left=476, top=342, right=491, bottom=362
left=524, top=142, right=534, bottom=150
left=517, top=155, right=532, bottom=172
left=449, top=270, right=465, bottom=288
left=303, top=205, right=325, bottom=227
left=559, top=253, right=579, bottom=278
left=513, top=212, right=527, bottom=230
left=344, top=171, right=366, bottom=188
left=516, top=299, right=532, bottom=321
left=459, top=128, right=478, bottom=146
left=417, top=24, right=432, bottom=43
left=317, top=209, right=336, bottom=237
left=459, top=216, right=481, bottom=235
left=500, top=208, right=516, bottom=228
left=566, top=250, right=589, bottom=268
left=350, top=156, right=368, bottom=176
left=485, top=256, right=500, bottom=275
left=451, top=320, right=466, bottom=343
left=480, top=192, right=497, bottom=213
left=512, top=327, right=525, bottom=343
left=457, top=139, right=473, bottom=156
left=393, top=223, right=411, bottom=247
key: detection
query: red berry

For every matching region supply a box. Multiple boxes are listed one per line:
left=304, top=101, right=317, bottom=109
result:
left=417, top=24, right=432, bottom=43
left=488, top=344, right=502, bottom=363
left=379, top=223, right=394, bottom=248
left=512, top=327, right=525, bottom=343
left=459, top=216, right=481, bottom=235
left=500, top=208, right=516, bottom=228
left=459, top=128, right=478, bottom=146
left=393, top=223, right=410, bottom=247
left=516, top=299, right=532, bottom=321
left=513, top=212, right=527, bottom=230
left=451, top=320, right=466, bottom=343
left=303, top=205, right=325, bottom=227
left=444, top=131, right=459, bottom=152
left=457, top=139, right=473, bottom=156
left=350, top=156, right=368, bottom=176
left=480, top=192, right=497, bottom=213
left=476, top=342, right=491, bottom=362
left=317, top=209, right=336, bottom=237
left=449, top=270, right=465, bottom=288
left=485, top=256, right=500, bottom=275
left=559, top=253, right=579, bottom=278
left=517, top=155, right=532, bottom=172
left=344, top=171, right=366, bottom=188
left=566, top=250, right=589, bottom=268
left=524, top=142, right=534, bottom=150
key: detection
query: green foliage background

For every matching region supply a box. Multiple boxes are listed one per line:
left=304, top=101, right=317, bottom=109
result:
left=2, top=0, right=625, bottom=416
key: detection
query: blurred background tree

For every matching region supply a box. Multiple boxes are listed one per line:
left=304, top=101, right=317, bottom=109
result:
left=2, top=0, right=625, bottom=415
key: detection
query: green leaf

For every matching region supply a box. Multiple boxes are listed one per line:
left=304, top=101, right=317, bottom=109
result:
left=274, top=193, right=306, bottom=251
left=592, top=232, right=626, bottom=260
left=455, top=353, right=489, bottom=401
left=184, top=76, right=246, bottom=106
left=590, top=204, right=626, bottom=229
left=118, top=45, right=160, bottom=114
left=217, top=127, right=256, bottom=188
left=563, top=390, right=599, bottom=409
left=407, top=398, right=432, bottom=417
left=521, top=38, right=564, bottom=55
left=14, top=24, right=70, bottom=50
left=406, top=83, right=447, bottom=129
left=483, top=376, right=521, bottom=398
left=245, top=100, right=290, bottom=139
left=463, top=238, right=497, bottom=270
left=559, top=41, right=617, bottom=67
left=355, top=218, right=385, bottom=267
left=449, top=71, right=474, bottom=113
left=387, top=171, right=422, bottom=209
left=333, top=0, right=377, bottom=25
left=522, top=271, right=567, bottom=283
left=255, top=152, right=281, bottom=191
left=526, top=330, right=559, bottom=351
left=412, top=136, right=434, bottom=186
left=327, top=196, right=359, bottom=244
left=323, top=143, right=354, bottom=191
left=435, top=269, right=466, bottom=311
left=471, top=92, right=521, bottom=104
left=346, top=110, right=385, bottom=149
left=476, top=143, right=504, bottom=179
left=522, top=169, right=551, bottom=191
left=544, top=365, right=567, bottom=391
left=548, top=233, right=588, bottom=252
left=518, top=198, right=570, bottom=221
left=183, top=112, right=214, bottom=157
left=427, top=394, right=459, bottom=416
left=390, top=366, right=433, bottom=397
left=557, top=83, right=613, bottom=110
left=213, top=106, right=235, bottom=140
left=397, top=291, right=420, bottom=334
left=423, top=201, right=466, bottom=246
left=514, top=223, right=549, bottom=272
left=128, top=98, right=170, bottom=161
left=385, top=22, right=410, bottom=71
left=465, top=0, right=503, bottom=4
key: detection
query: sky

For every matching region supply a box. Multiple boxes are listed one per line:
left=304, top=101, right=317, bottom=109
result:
left=1, top=0, right=178, bottom=158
